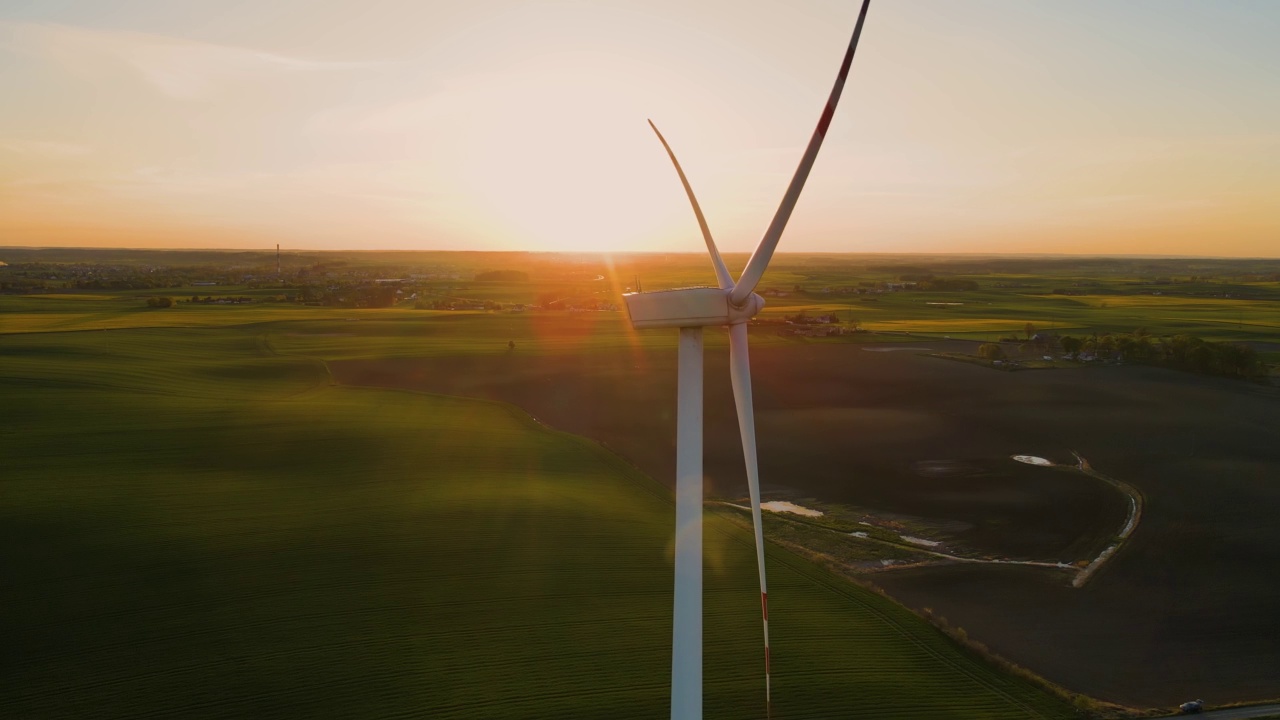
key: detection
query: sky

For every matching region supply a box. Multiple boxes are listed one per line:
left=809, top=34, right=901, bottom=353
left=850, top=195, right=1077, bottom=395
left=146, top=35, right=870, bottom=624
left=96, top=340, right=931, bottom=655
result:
left=1, top=0, right=1277, bottom=256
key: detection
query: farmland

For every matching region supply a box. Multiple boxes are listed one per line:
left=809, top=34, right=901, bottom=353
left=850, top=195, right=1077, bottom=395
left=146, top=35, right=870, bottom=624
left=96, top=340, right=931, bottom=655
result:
left=5, top=249, right=1280, bottom=714
left=2, top=311, right=1078, bottom=716
left=6, top=249, right=1280, bottom=348
left=327, top=318, right=1280, bottom=706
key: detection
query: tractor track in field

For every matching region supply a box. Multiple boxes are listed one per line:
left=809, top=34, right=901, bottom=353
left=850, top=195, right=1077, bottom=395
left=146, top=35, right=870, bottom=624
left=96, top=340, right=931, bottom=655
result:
left=1070, top=451, right=1143, bottom=587
left=715, top=451, right=1143, bottom=589
left=714, top=502, right=1075, bottom=573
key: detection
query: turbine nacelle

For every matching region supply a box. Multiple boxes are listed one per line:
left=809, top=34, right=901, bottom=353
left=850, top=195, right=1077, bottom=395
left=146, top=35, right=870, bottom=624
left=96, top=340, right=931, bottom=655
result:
left=623, top=287, right=764, bottom=330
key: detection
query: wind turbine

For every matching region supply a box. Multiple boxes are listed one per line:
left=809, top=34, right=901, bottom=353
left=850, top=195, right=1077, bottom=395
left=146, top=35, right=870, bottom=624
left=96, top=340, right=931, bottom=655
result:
left=623, top=2, right=872, bottom=718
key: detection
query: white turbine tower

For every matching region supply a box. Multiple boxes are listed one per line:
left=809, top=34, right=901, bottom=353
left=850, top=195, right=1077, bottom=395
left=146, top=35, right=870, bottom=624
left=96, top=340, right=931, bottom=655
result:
left=623, top=2, right=872, bottom=718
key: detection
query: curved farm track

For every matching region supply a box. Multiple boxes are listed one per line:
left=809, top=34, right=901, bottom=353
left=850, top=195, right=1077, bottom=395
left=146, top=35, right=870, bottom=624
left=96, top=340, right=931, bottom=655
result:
left=1070, top=452, right=1143, bottom=588
left=716, top=449, right=1144, bottom=587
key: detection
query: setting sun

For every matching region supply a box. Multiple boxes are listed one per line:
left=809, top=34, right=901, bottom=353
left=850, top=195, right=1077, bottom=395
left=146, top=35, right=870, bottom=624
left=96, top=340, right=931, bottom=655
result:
left=2, top=1, right=1278, bottom=255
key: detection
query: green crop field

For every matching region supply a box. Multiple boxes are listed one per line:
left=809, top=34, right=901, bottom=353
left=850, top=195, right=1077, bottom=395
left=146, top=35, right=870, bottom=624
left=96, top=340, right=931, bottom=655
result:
left=7, top=249, right=1280, bottom=347
left=2, top=310, right=1078, bottom=717
left=6, top=250, right=1278, bottom=715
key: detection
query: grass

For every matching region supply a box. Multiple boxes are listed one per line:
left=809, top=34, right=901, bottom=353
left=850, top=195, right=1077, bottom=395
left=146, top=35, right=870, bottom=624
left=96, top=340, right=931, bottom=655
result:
left=5, top=252, right=1274, bottom=712
left=767, top=292, right=1280, bottom=344
left=9, top=251, right=1280, bottom=348
left=0, top=294, right=421, bottom=334
left=1, top=321, right=1079, bottom=718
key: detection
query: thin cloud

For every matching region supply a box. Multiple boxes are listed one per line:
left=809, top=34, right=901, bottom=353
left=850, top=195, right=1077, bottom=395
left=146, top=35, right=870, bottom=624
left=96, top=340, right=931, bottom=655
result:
left=0, top=139, right=92, bottom=157
left=0, top=21, right=388, bottom=100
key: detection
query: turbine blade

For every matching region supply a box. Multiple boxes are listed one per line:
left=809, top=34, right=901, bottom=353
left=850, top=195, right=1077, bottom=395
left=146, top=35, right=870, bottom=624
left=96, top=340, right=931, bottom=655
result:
left=730, top=0, right=872, bottom=306
left=648, top=119, right=734, bottom=291
left=728, top=321, right=770, bottom=709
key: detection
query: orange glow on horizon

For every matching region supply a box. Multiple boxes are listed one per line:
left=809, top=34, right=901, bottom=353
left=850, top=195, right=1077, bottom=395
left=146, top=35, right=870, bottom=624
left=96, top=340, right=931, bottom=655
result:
left=1, top=3, right=1277, bottom=257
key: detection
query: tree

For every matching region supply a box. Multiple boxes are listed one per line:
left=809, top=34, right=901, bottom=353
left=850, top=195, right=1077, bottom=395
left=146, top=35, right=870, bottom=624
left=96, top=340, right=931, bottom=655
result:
left=1129, top=336, right=1155, bottom=363
left=1096, top=334, right=1117, bottom=360
left=1060, top=336, right=1082, bottom=357
left=1024, top=322, right=1036, bottom=340
left=145, top=296, right=175, bottom=308
left=978, top=343, right=1004, bottom=361
left=1189, top=344, right=1214, bottom=374
left=1215, top=343, right=1262, bottom=378
left=1116, top=335, right=1139, bottom=361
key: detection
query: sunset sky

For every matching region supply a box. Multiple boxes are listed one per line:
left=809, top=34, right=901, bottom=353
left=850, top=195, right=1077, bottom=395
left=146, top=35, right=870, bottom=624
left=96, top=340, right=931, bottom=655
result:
left=2, top=1, right=1277, bottom=256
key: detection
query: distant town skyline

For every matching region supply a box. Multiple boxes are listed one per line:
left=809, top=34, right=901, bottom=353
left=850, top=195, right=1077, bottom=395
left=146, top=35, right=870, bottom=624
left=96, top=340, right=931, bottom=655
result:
left=2, top=1, right=1277, bottom=256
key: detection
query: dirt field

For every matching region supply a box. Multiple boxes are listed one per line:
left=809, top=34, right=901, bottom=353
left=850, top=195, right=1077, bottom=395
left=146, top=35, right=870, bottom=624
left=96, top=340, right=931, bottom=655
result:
left=331, top=337, right=1280, bottom=707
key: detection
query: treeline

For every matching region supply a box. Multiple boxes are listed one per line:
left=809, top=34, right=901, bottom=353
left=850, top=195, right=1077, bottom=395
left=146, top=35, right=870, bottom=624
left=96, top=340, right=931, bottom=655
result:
left=145, top=295, right=260, bottom=308
left=919, top=277, right=979, bottom=291
left=1064, top=332, right=1266, bottom=380
left=326, top=284, right=399, bottom=308
left=186, top=295, right=256, bottom=304
left=474, top=270, right=529, bottom=282
left=414, top=298, right=505, bottom=311
left=3, top=276, right=195, bottom=293
left=899, top=274, right=980, bottom=291
left=76, top=277, right=201, bottom=290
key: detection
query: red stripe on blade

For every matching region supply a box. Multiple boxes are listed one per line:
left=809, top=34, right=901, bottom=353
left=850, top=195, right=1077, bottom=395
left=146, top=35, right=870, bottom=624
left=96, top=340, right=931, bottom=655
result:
left=816, top=103, right=836, bottom=136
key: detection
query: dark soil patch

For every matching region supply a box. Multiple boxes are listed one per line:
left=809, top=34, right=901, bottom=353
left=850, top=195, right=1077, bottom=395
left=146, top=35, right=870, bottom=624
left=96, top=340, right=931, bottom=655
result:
left=331, top=339, right=1280, bottom=706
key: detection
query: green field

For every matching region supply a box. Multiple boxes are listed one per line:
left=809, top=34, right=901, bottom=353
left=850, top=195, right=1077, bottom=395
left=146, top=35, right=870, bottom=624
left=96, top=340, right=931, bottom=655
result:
left=2, top=313, right=1079, bottom=717
left=6, top=250, right=1280, bottom=349
left=7, top=250, right=1278, bottom=715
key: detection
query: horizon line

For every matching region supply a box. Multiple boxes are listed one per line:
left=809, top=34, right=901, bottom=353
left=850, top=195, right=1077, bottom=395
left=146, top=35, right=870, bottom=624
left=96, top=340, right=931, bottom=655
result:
left=3, top=245, right=1280, bottom=261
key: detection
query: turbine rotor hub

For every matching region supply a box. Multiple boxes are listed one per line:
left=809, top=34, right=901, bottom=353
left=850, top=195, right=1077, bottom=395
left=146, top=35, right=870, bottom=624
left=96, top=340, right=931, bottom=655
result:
left=726, top=291, right=765, bottom=325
